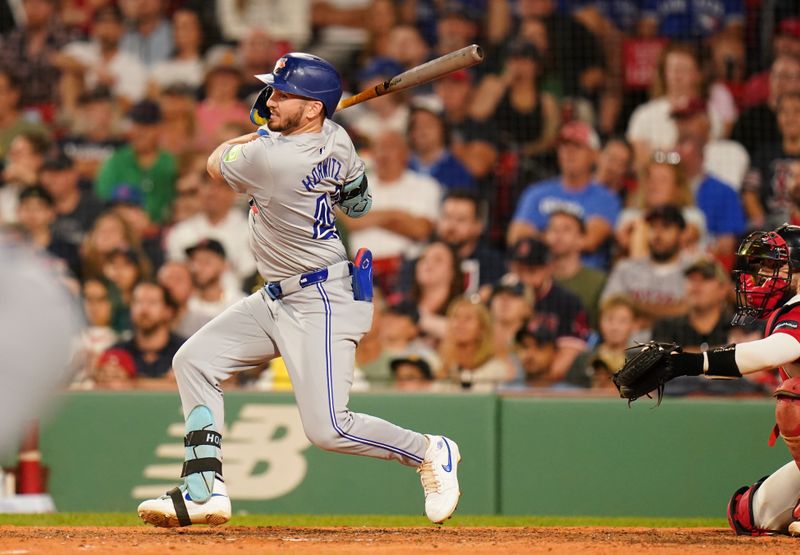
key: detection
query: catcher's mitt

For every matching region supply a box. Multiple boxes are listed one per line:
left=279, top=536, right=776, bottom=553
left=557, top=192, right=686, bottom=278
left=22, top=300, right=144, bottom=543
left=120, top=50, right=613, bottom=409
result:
left=612, top=341, right=682, bottom=405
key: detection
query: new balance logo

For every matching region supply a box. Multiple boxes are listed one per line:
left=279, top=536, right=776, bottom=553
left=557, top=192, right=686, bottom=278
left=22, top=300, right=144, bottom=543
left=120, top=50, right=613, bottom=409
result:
left=133, top=404, right=311, bottom=501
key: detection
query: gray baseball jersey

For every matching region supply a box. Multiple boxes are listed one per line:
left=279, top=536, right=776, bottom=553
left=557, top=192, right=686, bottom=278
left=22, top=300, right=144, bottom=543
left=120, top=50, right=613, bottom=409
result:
left=220, top=120, right=363, bottom=282
left=170, top=120, right=428, bottom=472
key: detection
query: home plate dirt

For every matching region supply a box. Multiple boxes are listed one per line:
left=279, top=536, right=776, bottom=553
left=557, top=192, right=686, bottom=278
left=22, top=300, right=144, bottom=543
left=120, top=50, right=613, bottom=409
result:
left=0, top=526, right=795, bottom=554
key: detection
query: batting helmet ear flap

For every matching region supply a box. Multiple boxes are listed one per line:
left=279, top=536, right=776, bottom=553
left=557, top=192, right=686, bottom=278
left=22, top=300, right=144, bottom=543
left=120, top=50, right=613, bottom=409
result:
left=250, top=86, right=272, bottom=126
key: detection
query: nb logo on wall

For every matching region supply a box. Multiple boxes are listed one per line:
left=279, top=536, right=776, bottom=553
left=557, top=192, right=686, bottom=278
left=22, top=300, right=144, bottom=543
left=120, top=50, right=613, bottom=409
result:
left=131, top=404, right=311, bottom=500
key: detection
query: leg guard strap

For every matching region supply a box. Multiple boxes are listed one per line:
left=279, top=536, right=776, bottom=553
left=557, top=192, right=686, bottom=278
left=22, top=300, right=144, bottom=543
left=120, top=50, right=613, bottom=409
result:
left=727, top=476, right=772, bottom=536
left=184, top=430, right=222, bottom=447
left=168, top=487, right=192, bottom=527
left=181, top=457, right=222, bottom=478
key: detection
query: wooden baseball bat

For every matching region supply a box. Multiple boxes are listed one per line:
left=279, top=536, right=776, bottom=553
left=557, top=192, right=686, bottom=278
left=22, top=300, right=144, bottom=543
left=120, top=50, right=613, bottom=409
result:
left=336, top=44, right=484, bottom=112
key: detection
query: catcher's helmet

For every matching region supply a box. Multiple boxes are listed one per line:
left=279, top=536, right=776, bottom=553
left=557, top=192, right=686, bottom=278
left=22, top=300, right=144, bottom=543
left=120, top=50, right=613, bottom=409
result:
left=733, top=224, right=800, bottom=324
left=254, top=53, right=342, bottom=118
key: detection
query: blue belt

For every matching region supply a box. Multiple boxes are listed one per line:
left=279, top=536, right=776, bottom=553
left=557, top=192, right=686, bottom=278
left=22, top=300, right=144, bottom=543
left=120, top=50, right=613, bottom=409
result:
left=264, top=261, right=353, bottom=301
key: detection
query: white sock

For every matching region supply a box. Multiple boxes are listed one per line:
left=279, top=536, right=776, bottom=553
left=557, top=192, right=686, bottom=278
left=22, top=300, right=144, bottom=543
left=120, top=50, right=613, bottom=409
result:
left=753, top=460, right=800, bottom=531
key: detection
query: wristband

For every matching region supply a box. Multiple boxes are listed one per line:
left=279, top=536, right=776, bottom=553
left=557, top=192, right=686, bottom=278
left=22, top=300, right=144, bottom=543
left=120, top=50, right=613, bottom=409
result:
left=671, top=351, right=704, bottom=376
left=704, top=345, right=742, bottom=378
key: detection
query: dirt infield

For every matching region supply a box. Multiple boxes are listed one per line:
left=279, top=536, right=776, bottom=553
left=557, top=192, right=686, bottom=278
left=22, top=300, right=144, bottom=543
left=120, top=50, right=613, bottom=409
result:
left=0, top=526, right=797, bottom=554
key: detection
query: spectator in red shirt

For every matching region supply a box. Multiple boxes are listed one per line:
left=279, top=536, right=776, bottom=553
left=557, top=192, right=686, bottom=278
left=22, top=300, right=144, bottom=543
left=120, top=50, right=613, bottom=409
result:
left=741, top=18, right=800, bottom=109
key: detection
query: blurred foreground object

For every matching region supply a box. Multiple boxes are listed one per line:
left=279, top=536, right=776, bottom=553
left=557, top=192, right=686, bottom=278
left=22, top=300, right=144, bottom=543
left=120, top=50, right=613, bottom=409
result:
left=0, top=234, right=82, bottom=458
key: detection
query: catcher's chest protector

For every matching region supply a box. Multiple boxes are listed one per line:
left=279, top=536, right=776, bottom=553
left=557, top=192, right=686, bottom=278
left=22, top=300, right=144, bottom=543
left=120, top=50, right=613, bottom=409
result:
left=765, top=301, right=800, bottom=381
left=765, top=300, right=800, bottom=446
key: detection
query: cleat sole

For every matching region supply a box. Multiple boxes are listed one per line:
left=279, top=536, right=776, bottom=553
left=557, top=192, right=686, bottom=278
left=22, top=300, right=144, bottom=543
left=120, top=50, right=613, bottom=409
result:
left=139, top=510, right=181, bottom=528
left=138, top=510, right=230, bottom=528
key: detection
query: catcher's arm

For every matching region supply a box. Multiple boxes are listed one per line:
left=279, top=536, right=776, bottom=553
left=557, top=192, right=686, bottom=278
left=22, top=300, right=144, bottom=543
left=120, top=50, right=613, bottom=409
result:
left=614, top=334, right=800, bottom=403
left=613, top=341, right=741, bottom=404
left=699, top=333, right=800, bottom=377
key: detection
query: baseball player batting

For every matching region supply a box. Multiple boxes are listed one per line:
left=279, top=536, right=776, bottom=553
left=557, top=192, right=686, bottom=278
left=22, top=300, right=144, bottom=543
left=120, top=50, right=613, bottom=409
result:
left=615, top=224, right=800, bottom=536
left=137, top=53, right=461, bottom=527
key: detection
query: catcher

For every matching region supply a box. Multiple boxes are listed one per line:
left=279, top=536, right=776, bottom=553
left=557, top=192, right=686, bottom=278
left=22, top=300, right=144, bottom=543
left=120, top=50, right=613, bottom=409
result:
left=614, top=223, right=800, bottom=536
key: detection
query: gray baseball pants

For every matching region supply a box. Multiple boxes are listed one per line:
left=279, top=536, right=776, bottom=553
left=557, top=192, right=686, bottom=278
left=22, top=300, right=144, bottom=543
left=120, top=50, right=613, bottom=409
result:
left=172, top=274, right=427, bottom=467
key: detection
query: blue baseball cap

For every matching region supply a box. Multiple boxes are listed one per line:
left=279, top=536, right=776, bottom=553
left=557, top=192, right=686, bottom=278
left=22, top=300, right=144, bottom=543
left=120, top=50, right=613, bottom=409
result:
left=357, top=57, right=405, bottom=84
left=509, top=237, right=549, bottom=267
left=128, top=100, right=162, bottom=125
left=109, top=184, right=144, bottom=207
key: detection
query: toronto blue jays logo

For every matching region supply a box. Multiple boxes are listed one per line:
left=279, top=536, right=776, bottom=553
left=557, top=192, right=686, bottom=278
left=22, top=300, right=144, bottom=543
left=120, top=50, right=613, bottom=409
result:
left=274, top=58, right=287, bottom=73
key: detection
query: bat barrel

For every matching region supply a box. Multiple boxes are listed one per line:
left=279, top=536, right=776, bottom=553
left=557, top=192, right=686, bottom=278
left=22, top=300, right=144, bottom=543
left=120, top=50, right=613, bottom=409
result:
left=386, top=44, right=484, bottom=91
left=336, top=44, right=485, bottom=112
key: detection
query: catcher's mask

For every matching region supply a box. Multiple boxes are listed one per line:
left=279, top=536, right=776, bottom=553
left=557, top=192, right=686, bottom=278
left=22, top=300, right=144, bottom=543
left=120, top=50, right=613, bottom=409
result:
left=732, top=229, right=794, bottom=325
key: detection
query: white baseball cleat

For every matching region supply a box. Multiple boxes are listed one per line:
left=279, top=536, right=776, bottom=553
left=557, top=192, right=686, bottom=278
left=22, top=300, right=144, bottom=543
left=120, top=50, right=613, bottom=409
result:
left=138, top=479, right=231, bottom=528
left=418, top=435, right=461, bottom=524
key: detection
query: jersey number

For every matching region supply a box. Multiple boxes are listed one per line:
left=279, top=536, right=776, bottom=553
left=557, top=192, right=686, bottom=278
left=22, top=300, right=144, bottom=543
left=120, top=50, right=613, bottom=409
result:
left=312, top=194, right=339, bottom=240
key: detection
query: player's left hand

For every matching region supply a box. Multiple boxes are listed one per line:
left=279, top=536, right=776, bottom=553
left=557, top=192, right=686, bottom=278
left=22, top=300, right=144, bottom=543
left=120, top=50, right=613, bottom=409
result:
left=612, top=341, right=702, bottom=404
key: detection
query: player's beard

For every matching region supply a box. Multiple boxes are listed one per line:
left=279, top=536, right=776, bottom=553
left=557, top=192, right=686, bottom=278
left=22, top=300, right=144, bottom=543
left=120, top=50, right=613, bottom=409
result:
left=267, top=106, right=304, bottom=133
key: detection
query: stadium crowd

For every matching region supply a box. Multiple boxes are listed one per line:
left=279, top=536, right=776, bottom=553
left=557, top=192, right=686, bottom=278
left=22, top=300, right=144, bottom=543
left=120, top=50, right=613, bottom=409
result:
left=0, top=0, right=794, bottom=395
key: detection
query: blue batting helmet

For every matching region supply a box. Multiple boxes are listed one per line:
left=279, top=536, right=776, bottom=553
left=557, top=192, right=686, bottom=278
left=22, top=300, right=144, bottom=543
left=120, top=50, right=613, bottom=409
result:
left=254, top=53, right=342, bottom=118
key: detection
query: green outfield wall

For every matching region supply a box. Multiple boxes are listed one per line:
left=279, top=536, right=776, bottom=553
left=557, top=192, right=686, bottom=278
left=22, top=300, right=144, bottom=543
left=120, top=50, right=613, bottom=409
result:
left=33, top=391, right=790, bottom=517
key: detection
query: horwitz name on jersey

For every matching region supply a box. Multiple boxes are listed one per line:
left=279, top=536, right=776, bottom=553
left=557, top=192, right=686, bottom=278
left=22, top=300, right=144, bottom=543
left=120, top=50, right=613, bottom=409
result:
left=302, top=157, right=343, bottom=191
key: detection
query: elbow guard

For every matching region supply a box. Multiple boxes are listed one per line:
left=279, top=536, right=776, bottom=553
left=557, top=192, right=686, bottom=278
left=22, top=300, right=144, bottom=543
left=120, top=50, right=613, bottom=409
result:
left=339, top=174, right=372, bottom=218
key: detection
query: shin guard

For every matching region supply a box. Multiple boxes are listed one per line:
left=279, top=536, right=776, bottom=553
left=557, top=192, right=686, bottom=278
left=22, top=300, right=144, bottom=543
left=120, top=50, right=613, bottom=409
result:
left=775, top=377, right=800, bottom=470
left=183, top=405, right=222, bottom=503
left=727, top=476, right=771, bottom=535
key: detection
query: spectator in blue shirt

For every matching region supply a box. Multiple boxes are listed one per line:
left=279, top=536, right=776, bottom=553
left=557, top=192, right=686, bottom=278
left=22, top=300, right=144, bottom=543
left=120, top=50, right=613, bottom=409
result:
left=407, top=100, right=475, bottom=192
left=509, top=121, right=621, bottom=269
left=672, top=98, right=746, bottom=258
left=576, top=1, right=642, bottom=34
left=639, top=0, right=744, bottom=41
left=119, top=0, right=174, bottom=68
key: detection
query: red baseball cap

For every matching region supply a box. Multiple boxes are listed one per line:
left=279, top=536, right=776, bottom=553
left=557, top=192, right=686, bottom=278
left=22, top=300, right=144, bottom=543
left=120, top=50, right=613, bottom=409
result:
left=779, top=18, right=800, bottom=39
left=444, top=69, right=471, bottom=83
left=96, top=348, right=137, bottom=378
left=558, top=121, right=600, bottom=150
